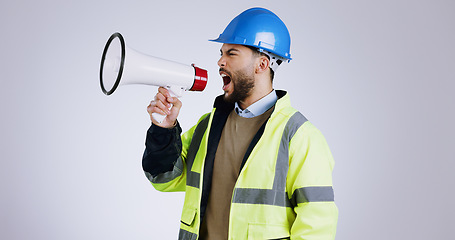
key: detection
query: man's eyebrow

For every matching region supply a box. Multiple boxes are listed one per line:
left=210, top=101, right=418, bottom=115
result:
left=220, top=48, right=240, bottom=54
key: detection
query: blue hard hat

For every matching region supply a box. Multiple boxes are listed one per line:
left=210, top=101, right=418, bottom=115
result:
left=210, top=7, right=292, bottom=60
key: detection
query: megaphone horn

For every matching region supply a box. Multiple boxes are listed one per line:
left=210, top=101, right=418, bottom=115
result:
left=99, top=32, right=208, bottom=96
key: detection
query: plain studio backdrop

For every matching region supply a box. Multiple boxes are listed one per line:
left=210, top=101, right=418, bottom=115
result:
left=1, top=0, right=454, bottom=239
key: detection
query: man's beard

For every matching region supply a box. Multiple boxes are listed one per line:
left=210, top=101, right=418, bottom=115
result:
left=223, top=66, right=255, bottom=104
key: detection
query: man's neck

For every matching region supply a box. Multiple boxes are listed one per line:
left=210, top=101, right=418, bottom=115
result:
left=238, top=87, right=274, bottom=110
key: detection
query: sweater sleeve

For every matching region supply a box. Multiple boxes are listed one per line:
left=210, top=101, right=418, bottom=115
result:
left=142, top=122, right=188, bottom=192
left=142, top=113, right=210, bottom=192
left=142, top=122, right=183, bottom=177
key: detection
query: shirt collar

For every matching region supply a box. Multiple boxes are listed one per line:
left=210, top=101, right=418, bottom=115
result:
left=235, top=90, right=277, bottom=118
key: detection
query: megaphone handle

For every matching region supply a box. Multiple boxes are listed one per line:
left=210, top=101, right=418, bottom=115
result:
left=152, top=111, right=168, bottom=124
left=152, top=86, right=183, bottom=124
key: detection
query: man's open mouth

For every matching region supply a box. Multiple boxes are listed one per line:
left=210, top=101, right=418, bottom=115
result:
left=221, top=72, right=232, bottom=90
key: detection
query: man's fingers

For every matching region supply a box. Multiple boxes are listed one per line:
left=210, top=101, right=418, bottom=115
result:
left=152, top=106, right=168, bottom=116
left=152, top=99, right=171, bottom=115
left=158, top=87, right=171, bottom=98
left=167, top=96, right=182, bottom=109
left=154, top=92, right=171, bottom=108
left=147, top=87, right=180, bottom=128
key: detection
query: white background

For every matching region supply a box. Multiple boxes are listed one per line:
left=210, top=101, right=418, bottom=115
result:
left=1, top=0, right=454, bottom=239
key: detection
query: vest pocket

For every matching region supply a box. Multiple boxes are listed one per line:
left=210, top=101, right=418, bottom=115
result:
left=180, top=207, right=197, bottom=227
left=247, top=223, right=290, bottom=239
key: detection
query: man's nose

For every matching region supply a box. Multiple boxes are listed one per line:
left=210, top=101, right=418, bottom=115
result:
left=217, top=56, right=226, bottom=67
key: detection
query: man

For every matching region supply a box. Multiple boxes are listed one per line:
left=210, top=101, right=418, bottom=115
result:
left=142, top=7, right=338, bottom=240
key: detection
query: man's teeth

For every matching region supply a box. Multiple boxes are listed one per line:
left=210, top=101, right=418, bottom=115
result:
left=221, top=73, right=227, bottom=77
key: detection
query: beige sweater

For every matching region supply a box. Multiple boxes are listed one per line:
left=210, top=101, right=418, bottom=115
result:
left=199, top=107, right=274, bottom=239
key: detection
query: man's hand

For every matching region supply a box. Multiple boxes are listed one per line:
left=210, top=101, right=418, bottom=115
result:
left=147, top=87, right=182, bottom=128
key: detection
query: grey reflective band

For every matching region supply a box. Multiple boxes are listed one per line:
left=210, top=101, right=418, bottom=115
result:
left=232, top=186, right=334, bottom=207
left=186, top=114, right=210, bottom=170
left=232, top=112, right=308, bottom=208
left=232, top=188, right=292, bottom=207
left=149, top=156, right=184, bottom=184
left=187, top=171, right=200, bottom=188
left=273, top=112, right=308, bottom=191
left=178, top=229, right=198, bottom=240
left=291, top=186, right=335, bottom=205
left=185, top=114, right=210, bottom=188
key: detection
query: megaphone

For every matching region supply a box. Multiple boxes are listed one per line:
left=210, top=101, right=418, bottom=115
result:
left=99, top=32, right=208, bottom=122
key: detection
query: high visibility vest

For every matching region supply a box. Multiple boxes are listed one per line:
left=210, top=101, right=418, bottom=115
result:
left=148, top=91, right=338, bottom=239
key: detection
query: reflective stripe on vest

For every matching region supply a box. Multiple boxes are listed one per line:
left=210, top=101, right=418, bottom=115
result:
left=178, top=228, right=198, bottom=240
left=232, top=112, right=308, bottom=207
left=148, top=156, right=184, bottom=184
left=291, top=186, right=335, bottom=205
left=232, top=188, right=292, bottom=207
left=187, top=171, right=200, bottom=189
left=185, top=114, right=210, bottom=189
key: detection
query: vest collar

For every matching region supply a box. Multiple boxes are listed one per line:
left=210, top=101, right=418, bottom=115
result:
left=213, top=90, right=288, bottom=112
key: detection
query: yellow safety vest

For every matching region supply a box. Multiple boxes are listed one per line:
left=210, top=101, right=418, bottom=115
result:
left=148, top=91, right=338, bottom=239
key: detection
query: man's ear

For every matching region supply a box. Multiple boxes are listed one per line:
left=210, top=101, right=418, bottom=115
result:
left=256, top=56, right=270, bottom=73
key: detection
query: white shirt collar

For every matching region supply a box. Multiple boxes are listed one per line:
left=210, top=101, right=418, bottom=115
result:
left=234, top=90, right=277, bottom=118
